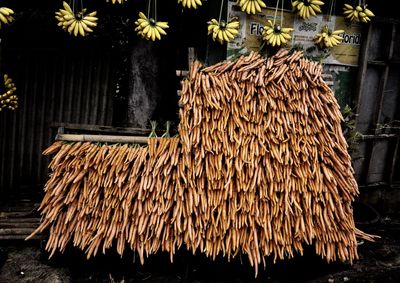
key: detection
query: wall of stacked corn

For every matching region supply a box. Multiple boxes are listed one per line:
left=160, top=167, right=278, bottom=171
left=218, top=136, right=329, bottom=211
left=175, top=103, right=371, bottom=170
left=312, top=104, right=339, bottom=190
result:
left=27, top=49, right=372, bottom=276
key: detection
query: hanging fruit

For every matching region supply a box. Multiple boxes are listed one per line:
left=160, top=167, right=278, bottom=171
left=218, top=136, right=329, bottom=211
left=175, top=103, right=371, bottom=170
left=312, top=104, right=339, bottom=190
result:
left=207, top=0, right=239, bottom=44
left=262, top=0, right=293, bottom=47
left=55, top=1, right=98, bottom=37
left=262, top=20, right=293, bottom=47
left=0, top=74, right=18, bottom=112
left=314, top=25, right=344, bottom=48
left=134, top=12, right=169, bottom=41
left=292, top=0, right=324, bottom=19
left=207, top=18, right=240, bottom=44
left=178, top=0, right=206, bottom=9
left=238, top=0, right=267, bottom=15
left=106, top=0, right=127, bottom=4
left=343, top=2, right=374, bottom=23
left=0, top=6, right=14, bottom=29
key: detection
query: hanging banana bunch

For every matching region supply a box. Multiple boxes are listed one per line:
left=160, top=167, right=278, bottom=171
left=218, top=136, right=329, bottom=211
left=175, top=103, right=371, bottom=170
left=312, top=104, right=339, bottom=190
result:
left=207, top=1, right=240, bottom=44
left=262, top=0, right=293, bottom=47
left=207, top=18, right=240, bottom=44
left=55, top=1, right=98, bottom=37
left=343, top=2, right=374, bottom=23
left=0, top=74, right=18, bottom=111
left=178, top=0, right=206, bottom=9
left=134, top=1, right=169, bottom=41
left=292, top=0, right=324, bottom=19
left=314, top=25, right=344, bottom=48
left=238, top=0, right=267, bottom=15
left=314, top=0, right=344, bottom=48
left=0, top=6, right=14, bottom=29
left=106, top=0, right=127, bottom=4
left=262, top=20, right=293, bottom=47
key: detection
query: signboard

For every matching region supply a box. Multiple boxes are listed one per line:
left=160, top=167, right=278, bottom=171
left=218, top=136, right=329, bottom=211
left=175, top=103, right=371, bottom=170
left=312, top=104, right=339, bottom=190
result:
left=227, top=0, right=362, bottom=66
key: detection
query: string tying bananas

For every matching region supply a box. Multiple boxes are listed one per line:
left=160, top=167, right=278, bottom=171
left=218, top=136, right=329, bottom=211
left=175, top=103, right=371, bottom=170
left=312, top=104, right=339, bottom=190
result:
left=292, top=0, right=324, bottom=19
left=207, top=18, right=240, bottom=44
left=262, top=20, right=293, bottom=47
left=238, top=0, right=266, bottom=15
left=178, top=0, right=205, bottom=9
left=0, top=7, right=14, bottom=29
left=106, top=0, right=127, bottom=4
left=134, top=12, right=169, bottom=41
left=0, top=74, right=18, bottom=112
left=343, top=3, right=374, bottom=23
left=55, top=2, right=98, bottom=37
left=314, top=26, right=344, bottom=48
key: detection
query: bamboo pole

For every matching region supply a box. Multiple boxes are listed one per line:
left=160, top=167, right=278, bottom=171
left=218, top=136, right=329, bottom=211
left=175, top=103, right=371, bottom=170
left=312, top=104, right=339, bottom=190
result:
left=55, top=134, right=149, bottom=144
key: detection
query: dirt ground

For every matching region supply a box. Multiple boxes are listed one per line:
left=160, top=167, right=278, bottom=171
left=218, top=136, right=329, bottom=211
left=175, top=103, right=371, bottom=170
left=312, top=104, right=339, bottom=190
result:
left=0, top=217, right=399, bottom=283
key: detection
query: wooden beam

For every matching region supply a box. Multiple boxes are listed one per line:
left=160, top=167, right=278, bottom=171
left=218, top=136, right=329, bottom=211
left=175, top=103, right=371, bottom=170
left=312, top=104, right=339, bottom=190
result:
left=354, top=23, right=372, bottom=113
left=56, top=134, right=150, bottom=144
left=360, top=134, right=398, bottom=140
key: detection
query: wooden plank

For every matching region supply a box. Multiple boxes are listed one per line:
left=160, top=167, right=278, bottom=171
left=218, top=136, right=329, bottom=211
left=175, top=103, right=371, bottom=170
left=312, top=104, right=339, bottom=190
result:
left=0, top=206, right=37, bottom=212
left=0, top=218, right=40, bottom=223
left=355, top=24, right=374, bottom=184
left=360, top=134, right=397, bottom=140
left=0, top=211, right=36, bottom=218
left=0, top=228, right=36, bottom=235
left=0, top=235, right=45, bottom=240
left=367, top=60, right=387, bottom=66
left=176, top=70, right=189, bottom=76
left=354, top=23, right=373, bottom=109
left=390, top=137, right=400, bottom=185
left=0, top=222, right=39, bottom=228
left=56, top=134, right=149, bottom=144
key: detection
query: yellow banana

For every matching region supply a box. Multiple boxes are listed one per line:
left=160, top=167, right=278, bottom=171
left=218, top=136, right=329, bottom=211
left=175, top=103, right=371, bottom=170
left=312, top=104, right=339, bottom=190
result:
left=134, top=11, right=169, bottom=41
left=207, top=18, right=240, bottom=44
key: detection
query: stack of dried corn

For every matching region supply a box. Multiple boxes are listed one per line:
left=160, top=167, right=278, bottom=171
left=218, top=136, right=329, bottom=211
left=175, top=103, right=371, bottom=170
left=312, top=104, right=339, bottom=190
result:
left=28, top=49, right=369, bottom=276
left=178, top=49, right=362, bottom=275
left=27, top=138, right=183, bottom=264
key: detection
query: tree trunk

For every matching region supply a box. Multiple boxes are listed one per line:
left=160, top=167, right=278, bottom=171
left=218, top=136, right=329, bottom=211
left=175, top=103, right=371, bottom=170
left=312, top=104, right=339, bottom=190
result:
left=127, top=40, right=162, bottom=128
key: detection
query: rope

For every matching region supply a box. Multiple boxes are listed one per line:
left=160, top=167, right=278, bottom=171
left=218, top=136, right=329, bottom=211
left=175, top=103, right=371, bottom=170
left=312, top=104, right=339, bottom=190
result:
left=328, top=0, right=335, bottom=22
left=280, top=0, right=284, bottom=27
left=218, top=0, right=225, bottom=23
left=273, top=0, right=280, bottom=26
left=155, top=0, right=158, bottom=21
left=147, top=0, right=151, bottom=19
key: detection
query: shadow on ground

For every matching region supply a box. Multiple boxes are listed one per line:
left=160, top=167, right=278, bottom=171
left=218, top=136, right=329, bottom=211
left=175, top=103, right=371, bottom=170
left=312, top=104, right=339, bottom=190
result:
left=0, top=217, right=399, bottom=283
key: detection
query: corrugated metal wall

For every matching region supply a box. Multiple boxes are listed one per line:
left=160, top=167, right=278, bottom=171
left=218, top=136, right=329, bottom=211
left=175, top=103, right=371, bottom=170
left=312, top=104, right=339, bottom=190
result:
left=0, top=48, right=116, bottom=196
